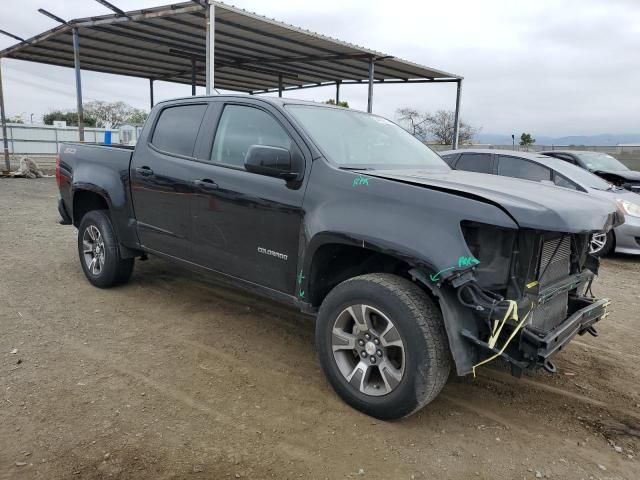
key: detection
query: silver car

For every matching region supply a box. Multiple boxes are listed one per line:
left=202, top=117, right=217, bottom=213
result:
left=441, top=149, right=640, bottom=256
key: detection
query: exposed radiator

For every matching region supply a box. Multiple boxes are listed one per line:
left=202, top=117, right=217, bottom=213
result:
left=530, top=236, right=571, bottom=332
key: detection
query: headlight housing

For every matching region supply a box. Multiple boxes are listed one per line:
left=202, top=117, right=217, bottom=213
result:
left=617, top=199, right=640, bottom=218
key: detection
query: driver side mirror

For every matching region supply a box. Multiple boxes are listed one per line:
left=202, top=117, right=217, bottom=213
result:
left=244, top=145, right=297, bottom=180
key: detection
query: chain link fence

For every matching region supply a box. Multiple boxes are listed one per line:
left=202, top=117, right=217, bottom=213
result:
left=1, top=123, right=121, bottom=173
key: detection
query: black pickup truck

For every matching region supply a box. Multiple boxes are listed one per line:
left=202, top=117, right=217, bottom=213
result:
left=57, top=96, right=622, bottom=419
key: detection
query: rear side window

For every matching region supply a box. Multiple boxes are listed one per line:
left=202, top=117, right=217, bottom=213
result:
left=151, top=104, right=207, bottom=157
left=456, top=153, right=492, bottom=174
left=497, top=156, right=552, bottom=182
left=211, top=105, right=292, bottom=168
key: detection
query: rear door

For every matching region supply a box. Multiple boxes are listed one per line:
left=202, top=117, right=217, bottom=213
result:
left=130, top=102, right=208, bottom=258
left=187, top=100, right=308, bottom=295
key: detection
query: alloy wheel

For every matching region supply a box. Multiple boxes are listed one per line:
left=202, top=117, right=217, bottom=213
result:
left=82, top=225, right=105, bottom=275
left=331, top=304, right=406, bottom=396
left=590, top=233, right=607, bottom=254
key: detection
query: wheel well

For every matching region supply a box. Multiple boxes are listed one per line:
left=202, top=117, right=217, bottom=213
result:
left=73, top=190, right=109, bottom=226
left=307, top=243, right=415, bottom=307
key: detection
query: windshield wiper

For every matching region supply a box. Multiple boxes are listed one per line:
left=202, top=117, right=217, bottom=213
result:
left=338, top=166, right=375, bottom=171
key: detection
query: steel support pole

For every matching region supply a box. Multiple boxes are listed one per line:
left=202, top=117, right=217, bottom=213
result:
left=367, top=59, right=374, bottom=113
left=278, top=73, right=283, bottom=97
left=335, top=80, right=341, bottom=104
left=72, top=28, right=85, bottom=142
left=149, top=79, right=154, bottom=108
left=0, top=58, right=10, bottom=172
left=191, top=58, right=197, bottom=96
left=205, top=2, right=215, bottom=95
left=452, top=79, right=462, bottom=149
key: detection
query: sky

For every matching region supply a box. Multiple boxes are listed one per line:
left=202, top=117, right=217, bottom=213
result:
left=0, top=0, right=638, bottom=136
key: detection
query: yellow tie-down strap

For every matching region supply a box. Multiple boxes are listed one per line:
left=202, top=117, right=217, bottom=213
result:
left=472, top=299, right=533, bottom=378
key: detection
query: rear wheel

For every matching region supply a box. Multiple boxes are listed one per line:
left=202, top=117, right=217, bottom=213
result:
left=316, top=273, right=451, bottom=420
left=78, top=210, right=134, bottom=288
left=590, top=231, right=614, bottom=257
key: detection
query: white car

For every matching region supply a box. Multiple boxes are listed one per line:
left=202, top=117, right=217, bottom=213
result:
left=441, top=149, right=640, bottom=256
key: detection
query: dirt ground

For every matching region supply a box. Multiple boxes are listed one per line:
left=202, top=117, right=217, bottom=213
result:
left=1, top=178, right=639, bottom=480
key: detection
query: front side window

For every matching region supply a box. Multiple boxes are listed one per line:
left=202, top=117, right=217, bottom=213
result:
left=497, top=156, right=552, bottom=182
left=211, top=105, right=292, bottom=168
left=151, top=104, right=207, bottom=157
left=456, top=153, right=493, bottom=174
left=553, top=173, right=579, bottom=190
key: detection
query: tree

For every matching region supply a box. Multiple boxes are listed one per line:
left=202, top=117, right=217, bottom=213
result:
left=396, top=108, right=428, bottom=139
left=126, top=108, right=149, bottom=125
left=519, top=133, right=535, bottom=151
left=396, top=108, right=479, bottom=145
left=43, top=110, right=96, bottom=127
left=83, top=100, right=136, bottom=128
left=323, top=99, right=349, bottom=108
left=7, top=116, right=24, bottom=124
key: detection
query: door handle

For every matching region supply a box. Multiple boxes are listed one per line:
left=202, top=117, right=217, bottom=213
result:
left=194, top=178, right=218, bottom=190
left=136, top=166, right=154, bottom=177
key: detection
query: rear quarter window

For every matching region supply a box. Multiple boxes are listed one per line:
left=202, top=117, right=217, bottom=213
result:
left=151, top=104, right=208, bottom=157
left=440, top=154, right=458, bottom=166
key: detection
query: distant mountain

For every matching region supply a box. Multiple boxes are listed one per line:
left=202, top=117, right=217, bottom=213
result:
left=475, top=133, right=640, bottom=146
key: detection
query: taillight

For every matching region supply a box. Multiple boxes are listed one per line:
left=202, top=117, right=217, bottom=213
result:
left=55, top=153, right=62, bottom=186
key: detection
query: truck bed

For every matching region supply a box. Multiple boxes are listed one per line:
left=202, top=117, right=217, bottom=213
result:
left=57, top=142, right=138, bottom=249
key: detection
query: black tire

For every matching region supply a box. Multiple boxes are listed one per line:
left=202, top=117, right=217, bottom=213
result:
left=77, top=210, right=134, bottom=288
left=590, top=231, right=614, bottom=257
left=316, top=273, right=451, bottom=420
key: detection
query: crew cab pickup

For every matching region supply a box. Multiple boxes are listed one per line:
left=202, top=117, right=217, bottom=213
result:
left=57, top=96, right=622, bottom=419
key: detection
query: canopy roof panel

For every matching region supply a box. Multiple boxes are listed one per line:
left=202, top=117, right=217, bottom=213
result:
left=0, top=1, right=461, bottom=93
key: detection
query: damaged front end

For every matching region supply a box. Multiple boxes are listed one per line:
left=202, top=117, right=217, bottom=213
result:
left=414, top=221, right=614, bottom=377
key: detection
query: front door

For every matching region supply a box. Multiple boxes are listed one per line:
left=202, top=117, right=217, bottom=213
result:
left=189, top=102, right=306, bottom=295
left=130, top=103, right=208, bottom=258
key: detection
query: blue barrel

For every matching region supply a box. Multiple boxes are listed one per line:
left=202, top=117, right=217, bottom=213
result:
left=104, top=130, right=112, bottom=145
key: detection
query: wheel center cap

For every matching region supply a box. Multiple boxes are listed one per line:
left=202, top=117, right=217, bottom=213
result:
left=365, top=341, right=376, bottom=355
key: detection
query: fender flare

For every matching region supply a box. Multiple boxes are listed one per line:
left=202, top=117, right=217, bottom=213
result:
left=71, top=184, right=140, bottom=259
left=409, top=268, right=479, bottom=376
left=300, top=233, right=479, bottom=376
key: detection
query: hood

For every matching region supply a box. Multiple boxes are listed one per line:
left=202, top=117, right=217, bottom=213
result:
left=593, top=169, right=640, bottom=181
left=599, top=187, right=640, bottom=204
left=368, top=169, right=622, bottom=233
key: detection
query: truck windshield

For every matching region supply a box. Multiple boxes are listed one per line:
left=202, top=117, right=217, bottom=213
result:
left=286, top=105, right=449, bottom=170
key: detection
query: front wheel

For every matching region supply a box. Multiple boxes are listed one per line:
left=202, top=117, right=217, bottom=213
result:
left=316, top=273, right=451, bottom=420
left=590, top=231, right=614, bottom=257
left=77, top=210, right=134, bottom=288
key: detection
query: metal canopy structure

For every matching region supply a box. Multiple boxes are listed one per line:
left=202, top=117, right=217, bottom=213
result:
left=0, top=0, right=463, bottom=172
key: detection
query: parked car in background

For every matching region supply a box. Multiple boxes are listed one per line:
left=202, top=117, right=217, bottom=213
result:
left=540, top=150, right=640, bottom=193
left=441, top=149, right=640, bottom=256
